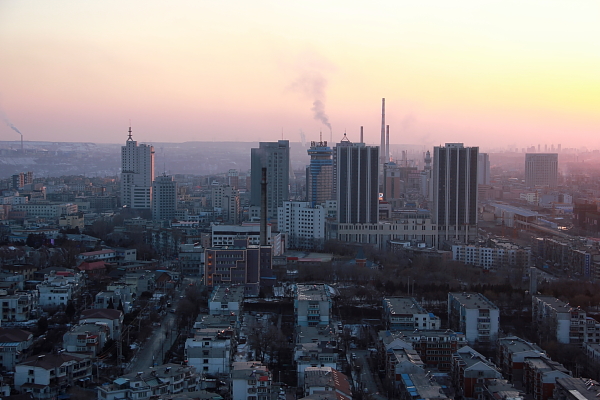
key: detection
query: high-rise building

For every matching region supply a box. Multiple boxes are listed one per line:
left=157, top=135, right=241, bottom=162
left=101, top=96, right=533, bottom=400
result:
left=335, top=136, right=379, bottom=224
left=250, top=140, right=290, bottom=220
left=212, top=185, right=240, bottom=224
left=383, top=162, right=402, bottom=202
left=525, top=153, right=558, bottom=188
left=432, top=143, right=478, bottom=246
left=121, top=128, right=154, bottom=209
left=227, top=169, right=239, bottom=189
left=152, top=174, right=177, bottom=220
left=477, top=153, right=491, bottom=185
left=306, top=139, right=333, bottom=207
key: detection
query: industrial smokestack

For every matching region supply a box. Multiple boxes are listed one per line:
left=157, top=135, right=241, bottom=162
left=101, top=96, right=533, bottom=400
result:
left=260, top=167, right=267, bottom=246
left=21, top=134, right=23, bottom=154
left=360, top=126, right=363, bottom=144
left=386, top=125, right=389, bottom=162
left=380, top=98, right=385, bottom=166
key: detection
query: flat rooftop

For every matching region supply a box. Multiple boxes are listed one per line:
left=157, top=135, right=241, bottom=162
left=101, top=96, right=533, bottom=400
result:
left=449, top=292, right=499, bottom=310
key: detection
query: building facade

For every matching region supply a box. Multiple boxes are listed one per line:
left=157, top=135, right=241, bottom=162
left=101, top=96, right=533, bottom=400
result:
left=278, top=201, right=326, bottom=250
left=448, top=292, right=499, bottom=344
left=121, top=128, right=155, bottom=209
left=250, top=140, right=290, bottom=220
left=306, top=139, right=334, bottom=207
left=152, top=174, right=177, bottom=220
left=525, top=153, right=558, bottom=188
left=433, top=143, right=478, bottom=247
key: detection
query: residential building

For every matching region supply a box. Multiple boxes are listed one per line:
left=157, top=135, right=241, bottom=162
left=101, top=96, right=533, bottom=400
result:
left=208, top=285, right=244, bottom=316
left=525, top=153, right=558, bottom=188
left=250, top=140, right=290, bottom=220
left=523, top=356, right=570, bottom=400
left=397, top=371, right=449, bottom=400
left=448, top=292, right=500, bottom=344
left=303, top=367, right=351, bottom=400
left=62, top=323, right=109, bottom=357
left=451, top=346, right=502, bottom=400
left=295, top=284, right=332, bottom=327
left=212, top=185, right=240, bottom=225
left=185, top=327, right=233, bottom=376
left=306, top=139, right=334, bottom=207
left=37, top=270, right=83, bottom=310
left=294, top=326, right=339, bottom=386
left=230, top=361, right=272, bottom=400
left=554, top=377, right=600, bottom=400
left=152, top=174, right=177, bottom=220
left=15, top=353, right=92, bottom=399
left=532, top=295, right=600, bottom=345
left=497, top=336, right=545, bottom=383
left=335, top=136, right=379, bottom=224
left=79, top=308, right=123, bottom=339
left=382, top=297, right=441, bottom=331
left=278, top=201, right=326, bottom=250
left=121, top=128, right=155, bottom=209
left=211, top=223, right=283, bottom=256
left=97, top=364, right=201, bottom=400
left=178, top=243, right=204, bottom=277
left=433, top=143, right=478, bottom=246
left=12, top=203, right=78, bottom=219
left=452, top=243, right=531, bottom=270
left=0, top=291, right=36, bottom=322
left=0, top=327, right=33, bottom=371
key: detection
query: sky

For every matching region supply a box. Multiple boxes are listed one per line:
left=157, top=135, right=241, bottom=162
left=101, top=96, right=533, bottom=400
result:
left=1, top=0, right=599, bottom=151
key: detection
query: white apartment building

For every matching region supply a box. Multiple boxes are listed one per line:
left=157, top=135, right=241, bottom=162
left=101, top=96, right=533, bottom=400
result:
left=382, top=297, right=441, bottom=330
left=532, top=295, right=600, bottom=345
left=152, top=174, right=177, bottom=220
left=12, top=203, right=78, bottom=219
left=15, top=353, right=92, bottom=399
left=185, top=328, right=232, bottom=375
left=452, top=243, right=531, bottom=270
left=448, top=292, right=500, bottom=344
left=0, top=291, right=37, bottom=322
left=231, top=361, right=273, bottom=400
left=121, top=129, right=154, bottom=209
left=37, top=271, right=83, bottom=310
left=208, top=285, right=244, bottom=316
left=278, top=201, right=326, bottom=250
left=295, top=284, right=332, bottom=327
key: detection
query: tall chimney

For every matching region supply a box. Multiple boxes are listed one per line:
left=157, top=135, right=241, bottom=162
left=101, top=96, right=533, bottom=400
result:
left=21, top=135, right=23, bottom=154
left=260, top=167, right=267, bottom=246
left=386, top=125, right=390, bottom=162
left=380, top=98, right=385, bottom=166
left=360, top=126, right=363, bottom=143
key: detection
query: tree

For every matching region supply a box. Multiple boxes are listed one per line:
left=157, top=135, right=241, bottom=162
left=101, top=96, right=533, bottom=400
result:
left=65, top=301, right=76, bottom=320
left=37, top=316, right=48, bottom=335
left=107, top=298, right=115, bottom=309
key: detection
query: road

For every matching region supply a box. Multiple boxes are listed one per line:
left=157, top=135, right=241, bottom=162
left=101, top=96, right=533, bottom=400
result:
left=352, top=350, right=387, bottom=400
left=126, top=281, right=188, bottom=372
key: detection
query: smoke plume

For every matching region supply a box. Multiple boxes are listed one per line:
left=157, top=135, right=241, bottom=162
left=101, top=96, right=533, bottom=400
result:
left=289, top=70, right=332, bottom=133
left=0, top=109, right=22, bottom=136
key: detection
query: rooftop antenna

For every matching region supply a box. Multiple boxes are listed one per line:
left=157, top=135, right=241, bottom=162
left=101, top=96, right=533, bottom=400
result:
left=127, top=122, right=133, bottom=141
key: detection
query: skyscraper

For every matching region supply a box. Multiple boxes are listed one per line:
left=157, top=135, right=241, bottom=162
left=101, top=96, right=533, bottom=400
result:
left=432, top=143, right=478, bottom=246
left=250, top=140, right=290, bottom=220
left=121, top=128, right=154, bottom=209
left=306, top=138, right=333, bottom=207
left=477, top=153, right=491, bottom=185
left=525, top=153, right=558, bottom=188
left=152, top=174, right=177, bottom=220
left=336, top=135, right=379, bottom=224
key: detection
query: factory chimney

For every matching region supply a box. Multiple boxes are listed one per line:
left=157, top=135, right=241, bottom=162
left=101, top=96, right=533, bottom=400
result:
left=386, top=125, right=390, bottom=162
left=260, top=167, right=267, bottom=246
left=380, top=98, right=385, bottom=166
left=360, top=126, right=363, bottom=143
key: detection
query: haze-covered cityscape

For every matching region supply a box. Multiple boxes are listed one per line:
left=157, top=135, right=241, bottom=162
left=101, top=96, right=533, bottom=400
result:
left=2, top=1, right=600, bottom=400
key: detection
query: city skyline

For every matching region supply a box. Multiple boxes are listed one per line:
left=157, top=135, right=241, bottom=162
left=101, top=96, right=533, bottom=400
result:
left=1, top=1, right=599, bottom=149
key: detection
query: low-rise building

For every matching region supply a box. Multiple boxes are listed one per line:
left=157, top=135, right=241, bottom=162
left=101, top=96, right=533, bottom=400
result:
left=15, top=353, right=92, bottom=399
left=0, top=327, right=33, bottom=371
left=208, top=286, right=244, bottom=316
left=523, top=356, right=570, bottom=400
left=295, top=326, right=339, bottom=386
left=79, top=308, right=123, bottom=340
left=0, top=291, right=36, bottom=322
left=295, top=284, right=332, bottom=327
left=497, top=336, right=545, bottom=383
left=62, top=323, right=109, bottom=357
left=451, top=346, right=502, bottom=400
left=303, top=367, right=352, bottom=400
left=382, top=297, right=441, bottom=331
left=230, top=361, right=272, bottom=400
left=554, top=377, right=600, bottom=400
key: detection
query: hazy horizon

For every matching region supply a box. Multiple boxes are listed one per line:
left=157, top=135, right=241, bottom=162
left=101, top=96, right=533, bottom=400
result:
left=1, top=1, right=599, bottom=149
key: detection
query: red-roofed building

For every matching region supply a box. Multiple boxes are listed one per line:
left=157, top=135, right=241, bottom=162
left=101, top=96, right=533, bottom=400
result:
left=76, top=261, right=107, bottom=277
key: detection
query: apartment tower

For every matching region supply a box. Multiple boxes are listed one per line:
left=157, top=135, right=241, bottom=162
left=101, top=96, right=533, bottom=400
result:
left=121, top=128, right=154, bottom=209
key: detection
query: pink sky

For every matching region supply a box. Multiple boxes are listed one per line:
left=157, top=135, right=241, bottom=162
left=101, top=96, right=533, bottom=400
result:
left=1, top=0, right=599, bottom=151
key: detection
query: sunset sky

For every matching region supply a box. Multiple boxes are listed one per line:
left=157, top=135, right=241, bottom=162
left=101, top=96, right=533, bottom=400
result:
left=1, top=0, right=599, bottom=150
